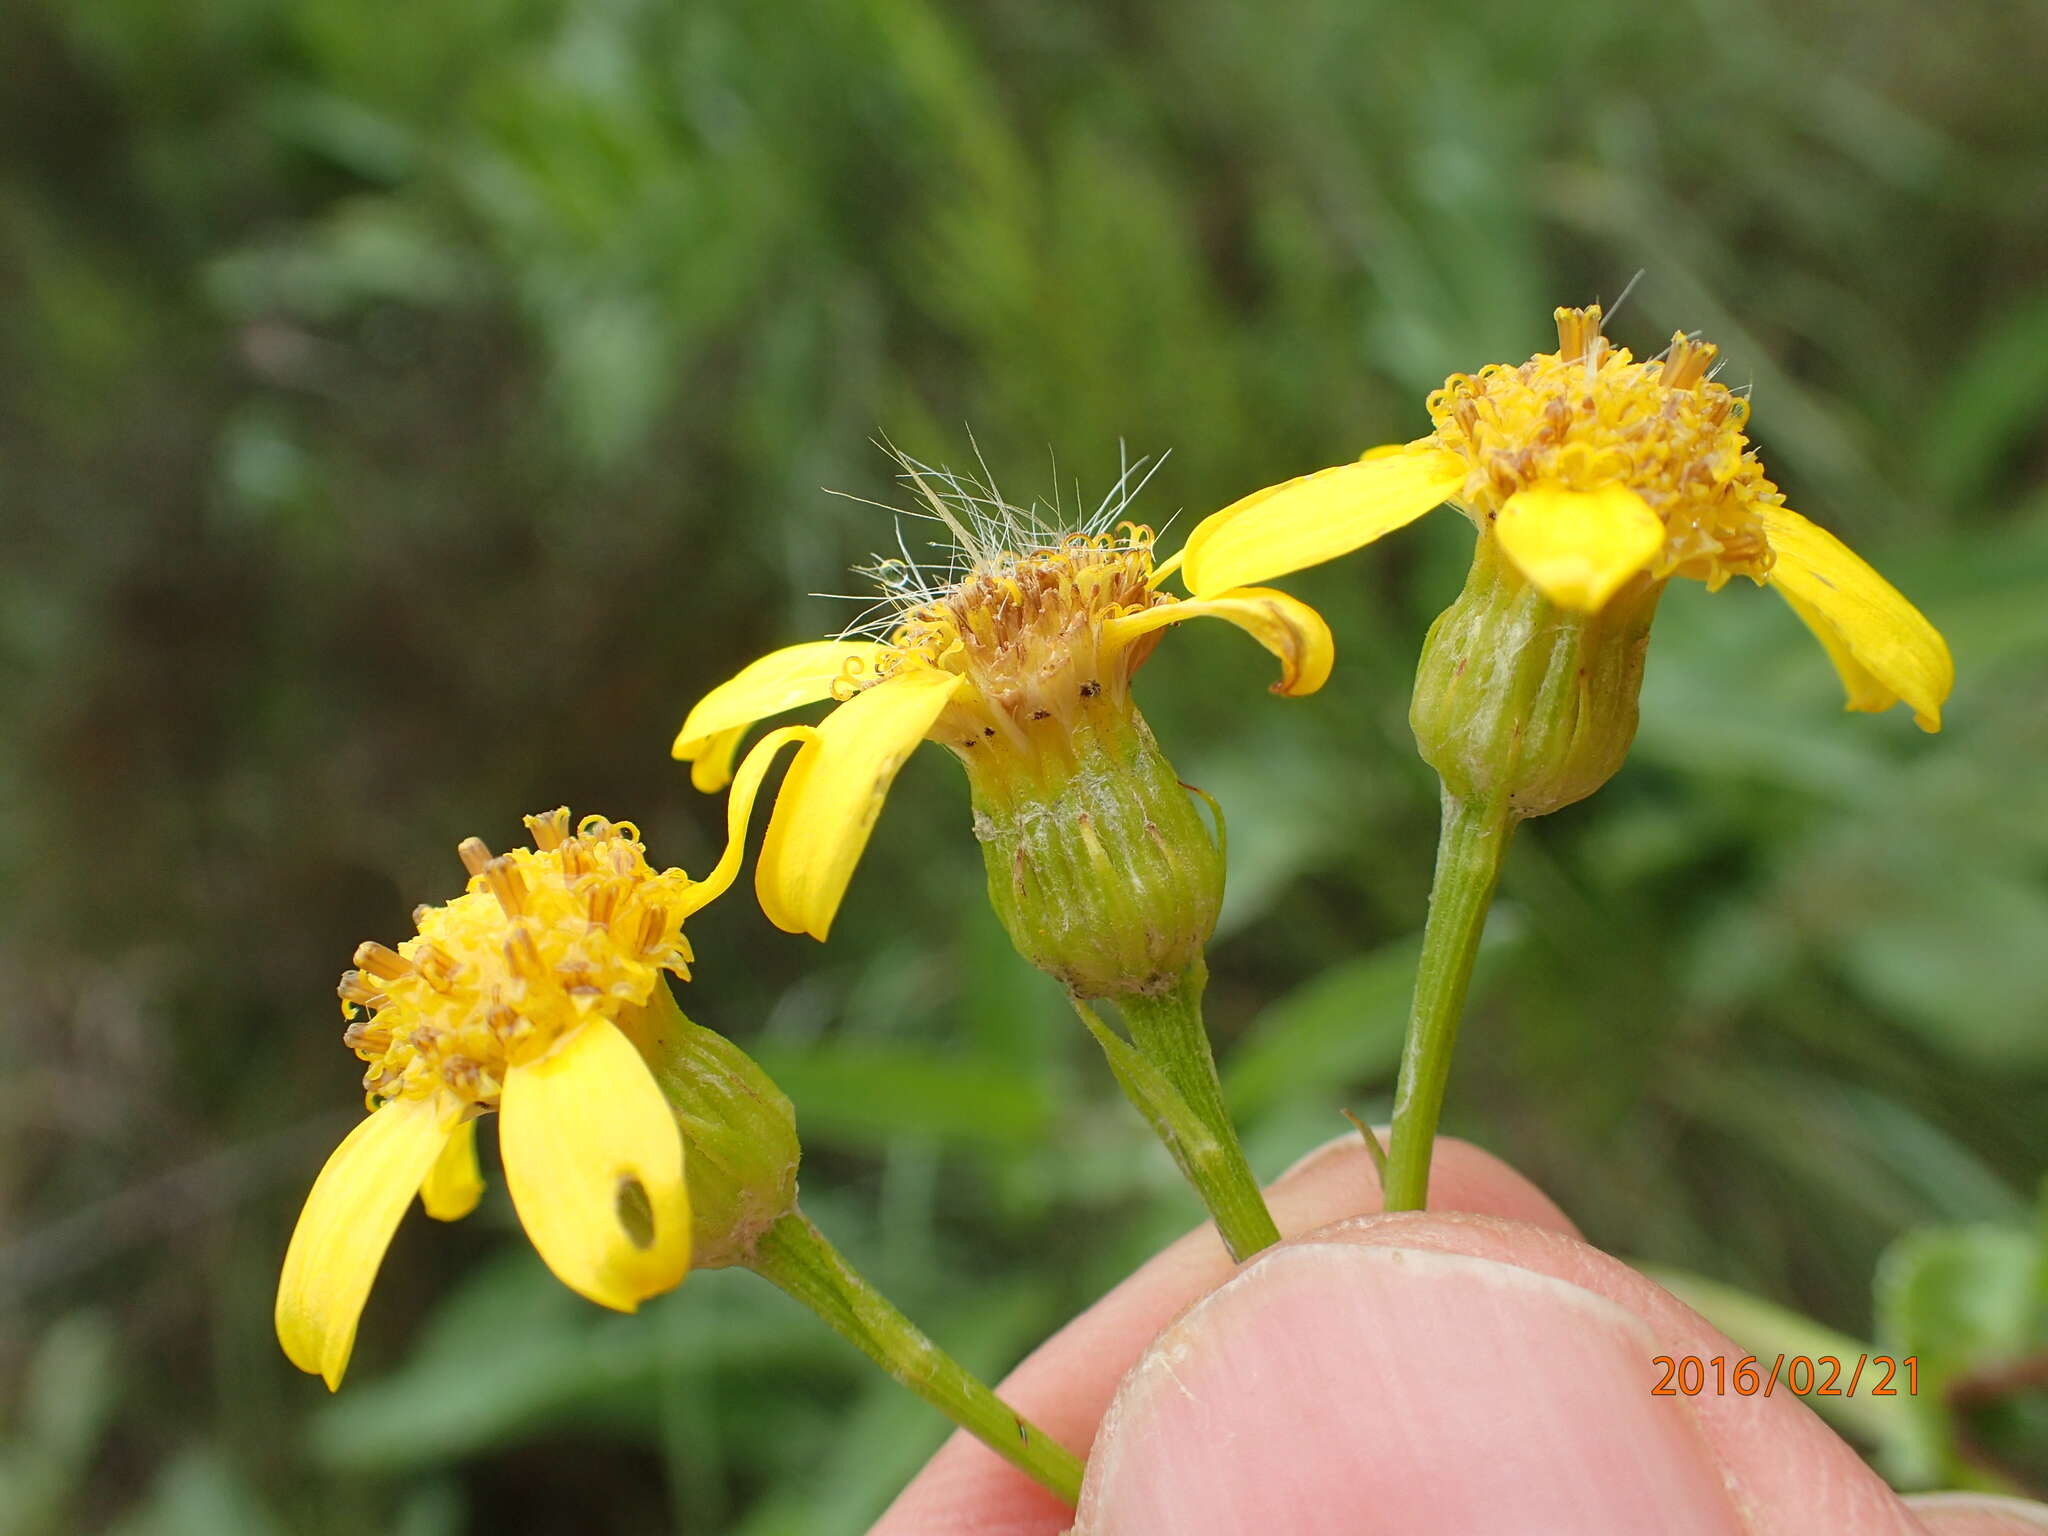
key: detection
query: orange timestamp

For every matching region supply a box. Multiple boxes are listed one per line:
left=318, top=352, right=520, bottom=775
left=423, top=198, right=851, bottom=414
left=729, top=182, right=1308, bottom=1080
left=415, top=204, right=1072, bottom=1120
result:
left=1652, top=1354, right=1918, bottom=1398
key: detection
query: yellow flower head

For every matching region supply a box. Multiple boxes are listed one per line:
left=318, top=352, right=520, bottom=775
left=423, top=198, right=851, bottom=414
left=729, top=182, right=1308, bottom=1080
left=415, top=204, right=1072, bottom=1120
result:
left=672, top=455, right=1334, bottom=944
left=1182, top=304, right=1953, bottom=731
left=343, top=813, right=697, bottom=1111
left=885, top=525, right=1173, bottom=755
left=277, top=809, right=748, bottom=1390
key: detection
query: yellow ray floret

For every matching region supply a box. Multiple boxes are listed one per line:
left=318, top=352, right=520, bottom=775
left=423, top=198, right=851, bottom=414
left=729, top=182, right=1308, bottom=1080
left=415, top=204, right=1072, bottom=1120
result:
left=677, top=514, right=1335, bottom=941
left=277, top=805, right=771, bottom=1389
left=1100, top=585, right=1335, bottom=697
left=672, top=641, right=889, bottom=792
left=755, top=664, right=961, bottom=940
left=1755, top=504, right=1953, bottom=730
left=498, top=1013, right=691, bottom=1309
left=419, top=1117, right=484, bottom=1221
left=1180, top=305, right=1953, bottom=732
left=1494, top=484, right=1667, bottom=614
left=1183, top=445, right=1467, bottom=596
left=277, top=1095, right=457, bottom=1389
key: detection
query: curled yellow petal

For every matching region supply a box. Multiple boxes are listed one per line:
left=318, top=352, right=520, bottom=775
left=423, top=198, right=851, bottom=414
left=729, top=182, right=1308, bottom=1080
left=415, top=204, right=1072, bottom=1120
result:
left=419, top=1116, right=484, bottom=1222
left=679, top=723, right=814, bottom=917
left=1759, top=505, right=1953, bottom=732
left=499, top=1018, right=691, bottom=1311
left=684, top=726, right=749, bottom=794
left=1181, top=444, right=1466, bottom=597
left=756, top=665, right=962, bottom=940
left=672, top=641, right=890, bottom=791
left=276, top=1095, right=457, bottom=1390
left=1101, top=587, right=1335, bottom=697
left=1493, top=482, right=1667, bottom=612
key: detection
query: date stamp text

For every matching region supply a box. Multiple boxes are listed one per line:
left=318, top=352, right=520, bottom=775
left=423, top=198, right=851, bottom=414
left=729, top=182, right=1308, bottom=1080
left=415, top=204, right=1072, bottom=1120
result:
left=1652, top=1355, right=1918, bottom=1397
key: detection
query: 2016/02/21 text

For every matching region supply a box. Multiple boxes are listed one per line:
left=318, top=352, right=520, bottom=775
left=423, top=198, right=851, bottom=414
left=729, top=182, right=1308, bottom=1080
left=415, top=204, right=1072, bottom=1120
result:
left=1652, top=1355, right=1917, bottom=1398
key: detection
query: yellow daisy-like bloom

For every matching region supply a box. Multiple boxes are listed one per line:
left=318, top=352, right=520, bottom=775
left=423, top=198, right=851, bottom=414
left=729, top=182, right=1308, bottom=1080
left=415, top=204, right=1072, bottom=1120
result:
left=1182, top=304, right=1953, bottom=731
left=674, top=478, right=1332, bottom=947
left=276, top=803, right=767, bottom=1389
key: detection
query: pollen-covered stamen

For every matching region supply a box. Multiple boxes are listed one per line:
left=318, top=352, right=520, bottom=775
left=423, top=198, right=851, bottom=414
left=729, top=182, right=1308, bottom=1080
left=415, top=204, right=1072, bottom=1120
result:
left=1661, top=334, right=1719, bottom=392
left=524, top=807, right=570, bottom=850
left=337, top=972, right=388, bottom=1011
left=353, top=941, right=412, bottom=982
left=482, top=855, right=530, bottom=919
left=341, top=810, right=700, bottom=1114
left=1555, top=302, right=1605, bottom=364
left=1423, top=306, right=1781, bottom=591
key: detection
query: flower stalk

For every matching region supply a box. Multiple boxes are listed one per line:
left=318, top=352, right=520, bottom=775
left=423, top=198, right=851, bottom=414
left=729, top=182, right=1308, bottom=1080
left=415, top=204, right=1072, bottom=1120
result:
left=749, top=1210, right=1085, bottom=1504
left=630, top=977, right=1082, bottom=1503
left=1089, top=962, right=1281, bottom=1260
left=1380, top=793, right=1514, bottom=1212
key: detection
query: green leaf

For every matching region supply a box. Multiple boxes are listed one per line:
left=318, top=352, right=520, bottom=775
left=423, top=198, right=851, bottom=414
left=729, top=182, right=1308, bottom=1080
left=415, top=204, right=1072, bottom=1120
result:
left=1874, top=1224, right=2043, bottom=1491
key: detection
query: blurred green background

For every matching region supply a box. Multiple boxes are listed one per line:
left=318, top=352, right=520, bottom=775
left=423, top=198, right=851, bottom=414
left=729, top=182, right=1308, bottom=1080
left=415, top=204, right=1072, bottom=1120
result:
left=5, top=0, right=2046, bottom=1530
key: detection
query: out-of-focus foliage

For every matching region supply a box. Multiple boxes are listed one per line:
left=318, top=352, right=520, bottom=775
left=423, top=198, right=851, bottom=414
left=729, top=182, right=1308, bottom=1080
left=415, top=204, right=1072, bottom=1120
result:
left=2, top=0, right=2044, bottom=1529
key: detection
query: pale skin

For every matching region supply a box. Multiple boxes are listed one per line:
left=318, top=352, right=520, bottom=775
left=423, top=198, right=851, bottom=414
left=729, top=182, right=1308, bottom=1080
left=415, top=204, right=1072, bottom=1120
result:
left=874, top=1137, right=2048, bottom=1536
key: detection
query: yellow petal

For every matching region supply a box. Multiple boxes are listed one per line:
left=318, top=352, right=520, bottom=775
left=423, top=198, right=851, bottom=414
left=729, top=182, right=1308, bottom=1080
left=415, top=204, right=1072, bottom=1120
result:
left=1180, top=444, right=1467, bottom=597
left=678, top=723, right=814, bottom=917
left=1101, top=587, right=1335, bottom=697
left=499, top=1018, right=691, bottom=1311
left=1759, top=505, right=1954, bottom=732
left=1493, top=482, right=1666, bottom=611
left=672, top=641, right=891, bottom=791
left=276, top=1096, right=456, bottom=1390
left=1776, top=586, right=1897, bottom=713
left=419, top=1116, right=484, bottom=1222
left=685, top=725, right=749, bottom=794
left=756, top=665, right=963, bottom=940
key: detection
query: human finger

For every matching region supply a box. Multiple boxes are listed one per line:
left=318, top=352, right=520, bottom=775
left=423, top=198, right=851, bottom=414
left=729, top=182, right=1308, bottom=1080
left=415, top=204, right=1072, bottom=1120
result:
left=870, top=1134, right=1575, bottom=1535
left=1079, top=1210, right=1929, bottom=1535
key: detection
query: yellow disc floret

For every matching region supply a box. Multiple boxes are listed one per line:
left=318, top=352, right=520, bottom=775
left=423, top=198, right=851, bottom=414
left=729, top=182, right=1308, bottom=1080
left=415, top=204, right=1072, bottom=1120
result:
left=873, top=526, right=1173, bottom=757
left=339, top=809, right=699, bottom=1112
left=1424, top=305, right=1779, bottom=591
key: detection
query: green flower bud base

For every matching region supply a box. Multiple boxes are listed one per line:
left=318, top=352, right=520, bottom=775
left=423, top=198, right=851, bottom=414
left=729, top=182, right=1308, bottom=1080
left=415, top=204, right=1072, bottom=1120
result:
left=966, top=709, right=1223, bottom=1001
left=1410, top=530, right=1662, bottom=819
left=622, top=981, right=802, bottom=1269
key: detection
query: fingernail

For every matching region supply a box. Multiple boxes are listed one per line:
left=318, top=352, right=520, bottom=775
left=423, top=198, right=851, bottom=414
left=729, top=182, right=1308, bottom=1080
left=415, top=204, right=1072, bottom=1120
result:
left=1907, top=1492, right=2048, bottom=1533
left=1079, top=1243, right=1742, bottom=1536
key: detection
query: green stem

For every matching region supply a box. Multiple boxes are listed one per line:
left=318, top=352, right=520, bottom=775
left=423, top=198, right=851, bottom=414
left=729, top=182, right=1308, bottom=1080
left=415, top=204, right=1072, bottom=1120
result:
left=1110, top=961, right=1281, bottom=1261
left=750, top=1210, right=1084, bottom=1505
left=1382, top=792, right=1516, bottom=1212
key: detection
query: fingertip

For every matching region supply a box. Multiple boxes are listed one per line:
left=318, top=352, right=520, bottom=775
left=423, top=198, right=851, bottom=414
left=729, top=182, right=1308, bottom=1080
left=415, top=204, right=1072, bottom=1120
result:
left=1078, top=1241, right=1740, bottom=1536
